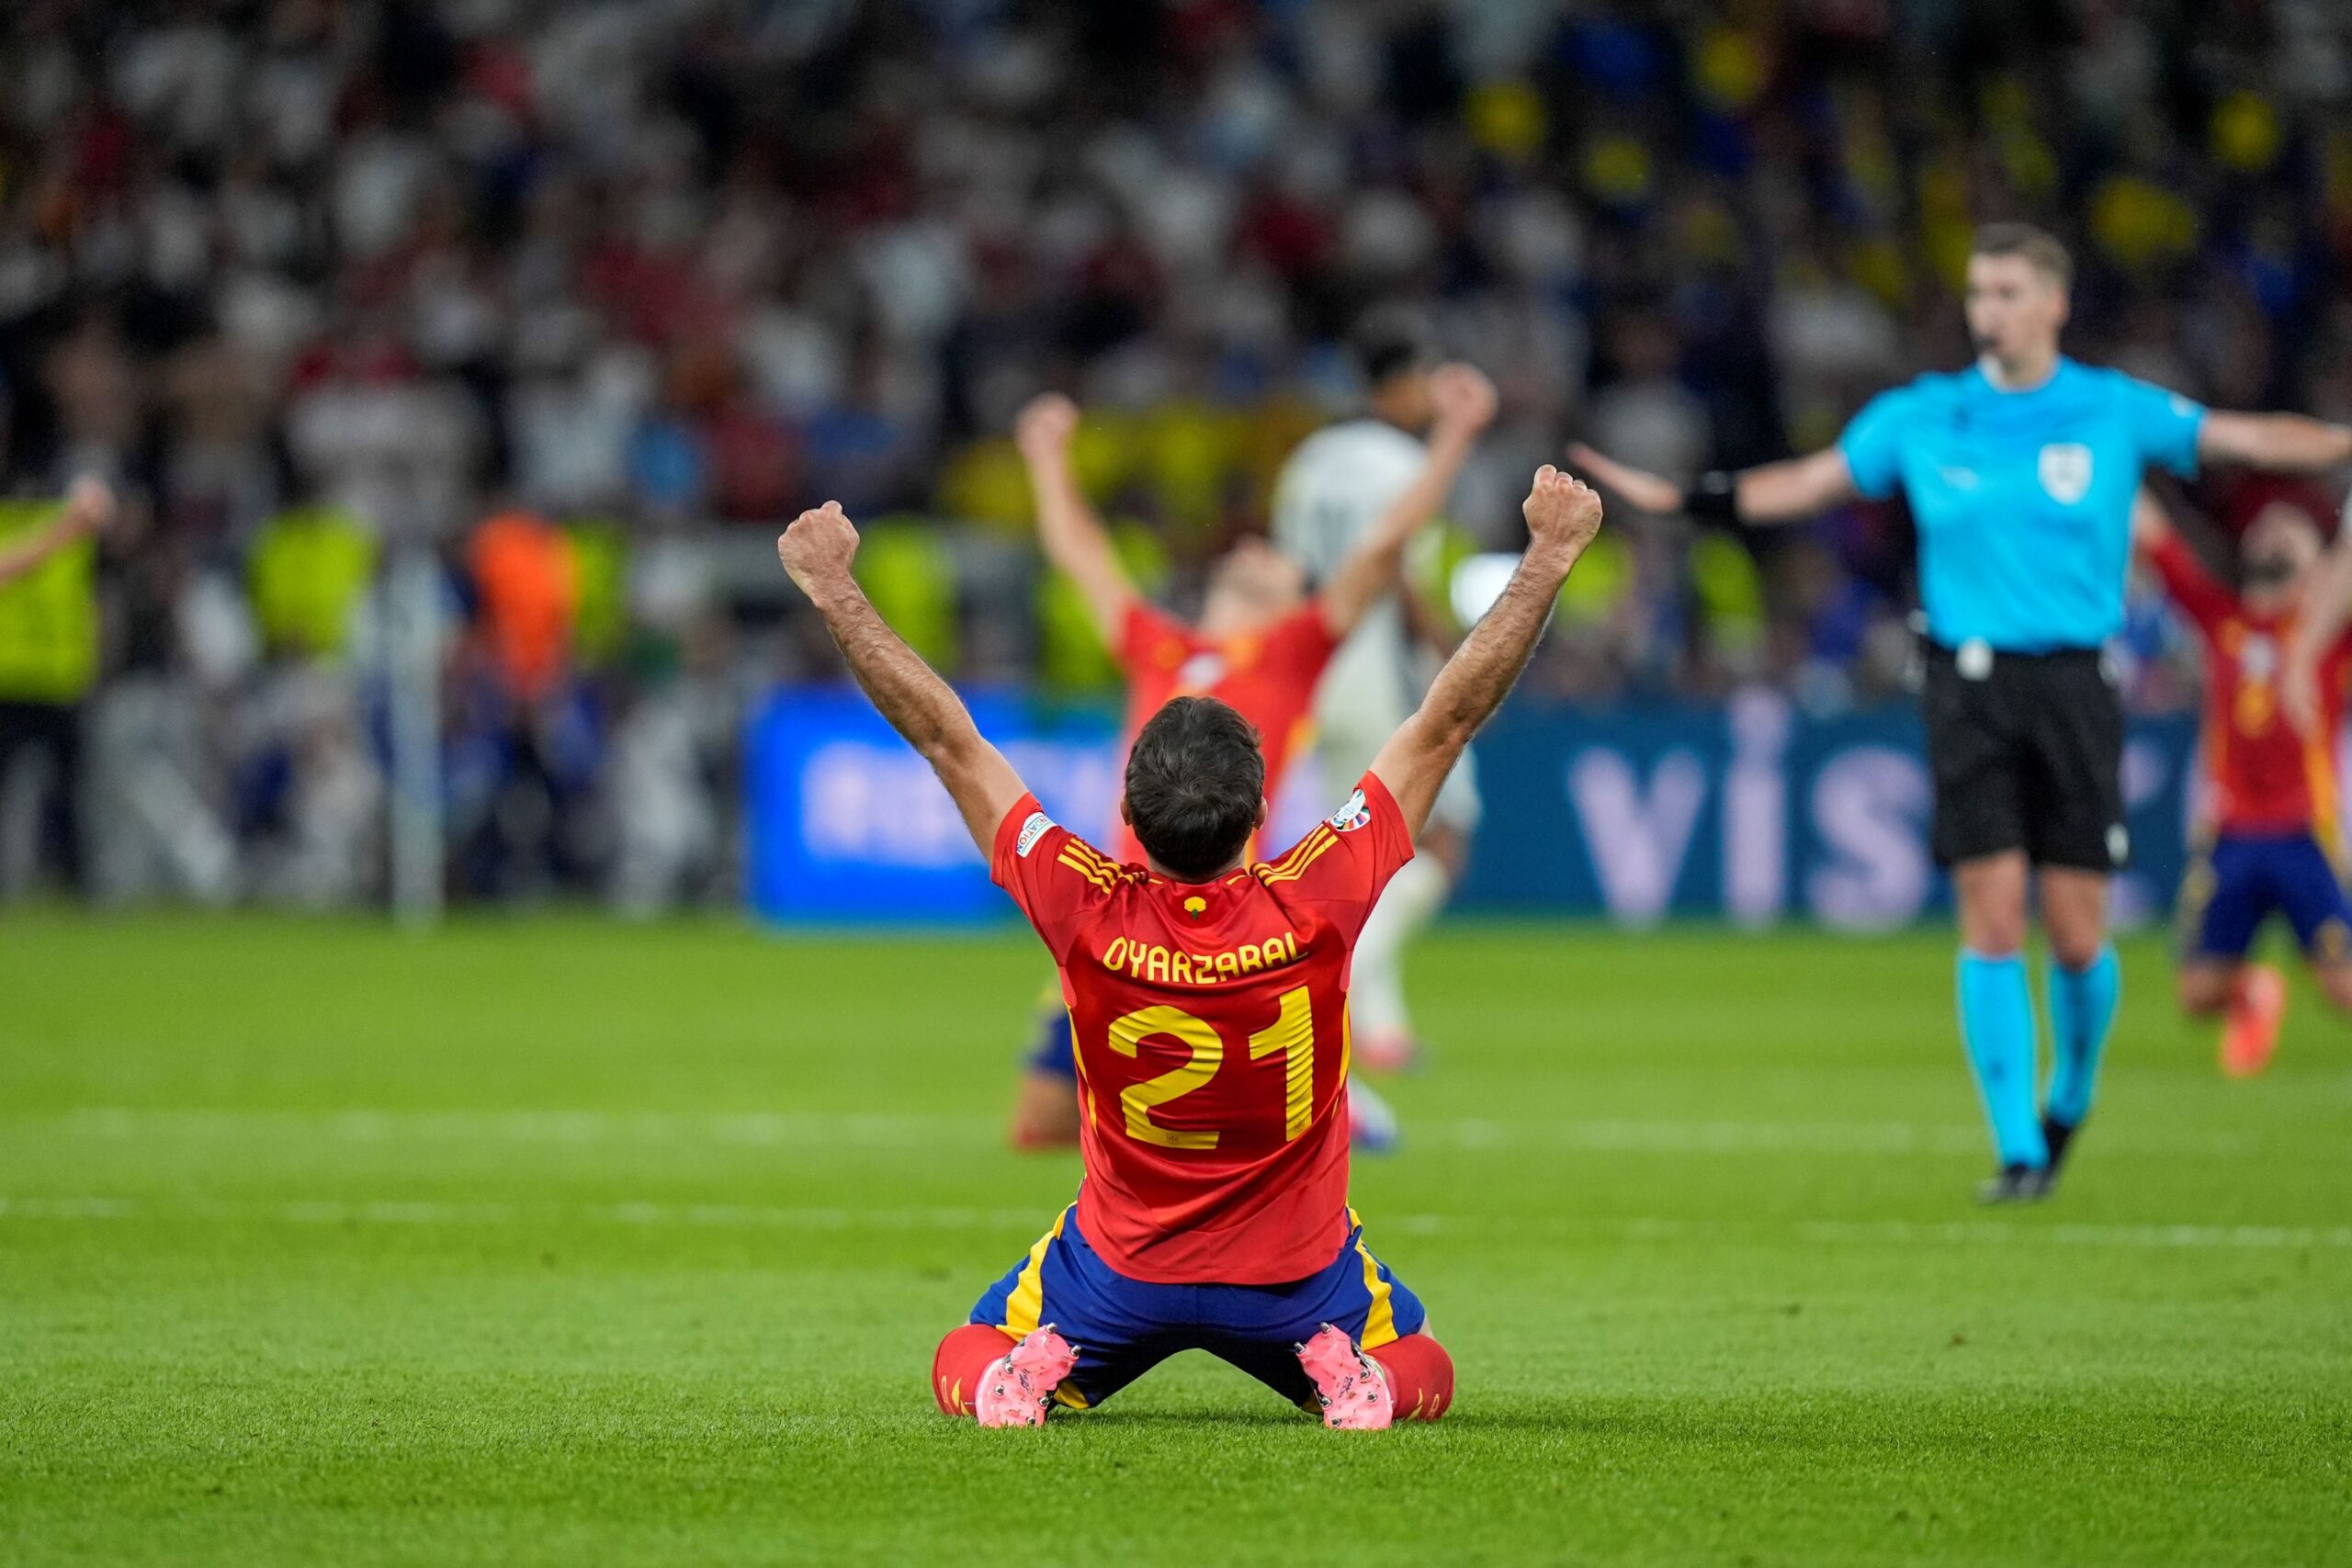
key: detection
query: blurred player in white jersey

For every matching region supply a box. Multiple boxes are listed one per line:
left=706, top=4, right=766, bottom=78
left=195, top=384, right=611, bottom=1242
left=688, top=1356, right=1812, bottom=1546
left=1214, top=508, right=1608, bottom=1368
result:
left=1273, top=311, right=1481, bottom=1073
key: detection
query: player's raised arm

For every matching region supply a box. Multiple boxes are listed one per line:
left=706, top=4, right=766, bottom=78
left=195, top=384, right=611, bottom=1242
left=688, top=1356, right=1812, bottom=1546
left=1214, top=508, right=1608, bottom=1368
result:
left=1015, top=393, right=1134, bottom=645
left=778, top=502, right=1028, bottom=851
left=0, top=477, right=112, bottom=588
left=1317, top=363, right=1497, bottom=637
left=1370, top=467, right=1603, bottom=836
left=1566, top=442, right=1859, bottom=528
left=2196, top=412, right=2352, bottom=474
left=2132, top=487, right=2236, bottom=631
left=2283, top=500, right=2352, bottom=735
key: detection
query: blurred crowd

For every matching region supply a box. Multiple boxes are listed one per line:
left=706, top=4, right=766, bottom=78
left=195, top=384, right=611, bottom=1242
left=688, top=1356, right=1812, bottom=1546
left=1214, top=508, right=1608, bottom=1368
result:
left=3, top=0, right=2351, bottom=907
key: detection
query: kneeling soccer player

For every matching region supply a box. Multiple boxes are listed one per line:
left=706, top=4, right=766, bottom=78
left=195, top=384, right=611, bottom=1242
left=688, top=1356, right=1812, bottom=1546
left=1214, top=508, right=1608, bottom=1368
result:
left=776, top=466, right=1605, bottom=1427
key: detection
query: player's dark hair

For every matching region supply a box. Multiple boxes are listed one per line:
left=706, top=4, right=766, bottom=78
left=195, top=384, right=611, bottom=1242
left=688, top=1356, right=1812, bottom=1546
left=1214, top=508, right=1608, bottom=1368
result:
left=1349, top=305, right=1439, bottom=387
left=1971, top=222, right=2073, bottom=290
left=1124, top=696, right=1266, bottom=881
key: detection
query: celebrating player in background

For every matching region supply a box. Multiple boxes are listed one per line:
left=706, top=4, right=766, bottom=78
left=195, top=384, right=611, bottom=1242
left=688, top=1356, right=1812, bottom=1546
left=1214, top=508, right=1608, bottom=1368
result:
left=1570, top=222, right=2352, bottom=1202
left=2134, top=490, right=2352, bottom=1077
left=1273, top=311, right=1487, bottom=1075
left=0, top=477, right=111, bottom=588
left=2279, top=497, right=2352, bottom=747
left=1005, top=367, right=1496, bottom=1152
left=777, top=467, right=1603, bottom=1428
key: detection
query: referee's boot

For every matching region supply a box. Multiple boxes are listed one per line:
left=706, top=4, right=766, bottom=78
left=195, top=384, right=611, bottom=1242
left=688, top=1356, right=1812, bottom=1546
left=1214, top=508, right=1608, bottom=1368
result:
left=1976, top=1163, right=2052, bottom=1205
left=2040, top=1113, right=2081, bottom=1183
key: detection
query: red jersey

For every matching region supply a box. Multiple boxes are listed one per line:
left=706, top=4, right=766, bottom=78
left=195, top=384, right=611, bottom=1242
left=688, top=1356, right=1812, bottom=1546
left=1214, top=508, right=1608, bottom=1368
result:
left=989, top=771, right=1415, bottom=1285
left=2148, top=533, right=2352, bottom=837
left=1112, top=600, right=1339, bottom=862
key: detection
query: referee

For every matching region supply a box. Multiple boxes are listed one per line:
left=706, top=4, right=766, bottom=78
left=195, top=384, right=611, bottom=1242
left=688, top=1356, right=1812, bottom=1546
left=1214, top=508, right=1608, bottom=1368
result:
left=1572, top=223, right=2352, bottom=1201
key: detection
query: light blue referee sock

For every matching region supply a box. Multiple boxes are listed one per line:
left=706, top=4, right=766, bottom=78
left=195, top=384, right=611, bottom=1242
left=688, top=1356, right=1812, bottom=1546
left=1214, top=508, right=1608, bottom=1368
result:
left=1956, top=951, right=2048, bottom=1169
left=2044, top=945, right=2120, bottom=1130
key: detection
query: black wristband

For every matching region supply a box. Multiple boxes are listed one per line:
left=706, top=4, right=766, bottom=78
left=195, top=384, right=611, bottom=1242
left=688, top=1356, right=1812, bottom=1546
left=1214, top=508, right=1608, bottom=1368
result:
left=1686, top=469, right=1741, bottom=525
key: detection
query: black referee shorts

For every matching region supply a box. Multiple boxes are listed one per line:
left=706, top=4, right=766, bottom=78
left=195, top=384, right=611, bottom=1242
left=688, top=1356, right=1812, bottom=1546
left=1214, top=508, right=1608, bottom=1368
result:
left=1920, top=642, right=2126, bottom=872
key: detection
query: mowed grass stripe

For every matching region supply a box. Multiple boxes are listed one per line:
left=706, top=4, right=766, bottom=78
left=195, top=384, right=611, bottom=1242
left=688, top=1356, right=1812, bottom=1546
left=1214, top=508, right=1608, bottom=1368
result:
left=8, top=1193, right=2352, bottom=1252
left=10, top=1107, right=2275, bottom=1156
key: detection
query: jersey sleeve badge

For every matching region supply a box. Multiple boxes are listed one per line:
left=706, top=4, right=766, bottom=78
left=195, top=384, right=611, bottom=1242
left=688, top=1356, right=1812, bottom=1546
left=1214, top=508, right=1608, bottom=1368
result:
left=1015, top=811, right=1055, bottom=858
left=1329, top=790, right=1372, bottom=832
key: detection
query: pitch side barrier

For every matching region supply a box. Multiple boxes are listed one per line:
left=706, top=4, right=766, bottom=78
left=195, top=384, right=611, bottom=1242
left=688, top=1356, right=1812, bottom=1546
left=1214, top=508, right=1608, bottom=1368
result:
left=747, top=685, right=2216, bottom=929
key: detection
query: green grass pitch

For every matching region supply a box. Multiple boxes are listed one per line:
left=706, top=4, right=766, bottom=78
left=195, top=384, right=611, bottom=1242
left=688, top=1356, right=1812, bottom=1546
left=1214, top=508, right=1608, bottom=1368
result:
left=4, top=914, right=2348, bottom=1565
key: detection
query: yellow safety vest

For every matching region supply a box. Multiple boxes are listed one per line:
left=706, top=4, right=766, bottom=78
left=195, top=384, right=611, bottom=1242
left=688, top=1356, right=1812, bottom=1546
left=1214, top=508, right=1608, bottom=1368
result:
left=249, top=504, right=379, bottom=660
left=0, top=500, right=98, bottom=703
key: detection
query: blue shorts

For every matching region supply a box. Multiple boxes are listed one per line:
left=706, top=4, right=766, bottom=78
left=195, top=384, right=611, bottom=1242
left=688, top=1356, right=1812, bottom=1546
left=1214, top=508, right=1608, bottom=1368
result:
left=968, top=1205, right=1427, bottom=1412
left=2179, top=830, right=2352, bottom=964
left=1023, top=1008, right=1076, bottom=1080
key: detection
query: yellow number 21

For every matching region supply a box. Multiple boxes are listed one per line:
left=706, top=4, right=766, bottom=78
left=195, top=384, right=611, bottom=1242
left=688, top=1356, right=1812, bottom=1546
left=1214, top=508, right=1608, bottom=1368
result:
left=1103, top=987, right=1314, bottom=1151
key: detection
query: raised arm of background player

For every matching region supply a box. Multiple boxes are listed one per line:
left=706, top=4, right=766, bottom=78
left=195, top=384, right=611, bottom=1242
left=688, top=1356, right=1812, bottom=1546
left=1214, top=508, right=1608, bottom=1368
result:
left=1013, top=367, right=1497, bottom=645
left=1566, top=410, right=2352, bottom=529
left=0, top=478, right=112, bottom=588
left=2283, top=491, right=2352, bottom=735
left=1370, top=466, right=1603, bottom=834
left=777, top=502, right=1028, bottom=852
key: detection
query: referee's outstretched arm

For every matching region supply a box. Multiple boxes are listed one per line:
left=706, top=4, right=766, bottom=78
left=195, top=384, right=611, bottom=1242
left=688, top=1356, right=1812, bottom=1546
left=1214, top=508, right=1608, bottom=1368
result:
left=1566, top=442, right=1858, bottom=529
left=2194, top=412, right=2352, bottom=475
left=1573, top=405, right=2352, bottom=537
left=2199, top=411, right=2352, bottom=733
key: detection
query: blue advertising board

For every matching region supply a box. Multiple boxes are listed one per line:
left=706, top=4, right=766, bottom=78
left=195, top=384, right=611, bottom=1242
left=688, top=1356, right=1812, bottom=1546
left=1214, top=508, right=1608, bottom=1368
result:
left=747, top=685, right=2212, bottom=930
left=1457, top=693, right=2200, bottom=931
left=745, top=686, right=1119, bottom=923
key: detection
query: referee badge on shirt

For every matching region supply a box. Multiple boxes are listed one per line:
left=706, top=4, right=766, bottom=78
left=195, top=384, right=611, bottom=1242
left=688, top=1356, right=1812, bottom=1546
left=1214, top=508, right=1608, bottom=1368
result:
left=2038, top=443, right=2093, bottom=505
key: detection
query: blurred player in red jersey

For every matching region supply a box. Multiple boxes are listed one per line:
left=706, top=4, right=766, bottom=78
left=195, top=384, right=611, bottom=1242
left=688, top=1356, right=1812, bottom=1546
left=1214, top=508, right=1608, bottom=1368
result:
left=2137, top=489, right=2352, bottom=1079
left=776, top=465, right=1604, bottom=1427
left=1003, top=370, right=1495, bottom=1152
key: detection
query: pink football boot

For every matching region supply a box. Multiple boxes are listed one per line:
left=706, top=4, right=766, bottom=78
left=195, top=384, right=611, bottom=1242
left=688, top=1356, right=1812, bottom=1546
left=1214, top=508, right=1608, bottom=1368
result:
left=973, top=1325, right=1078, bottom=1428
left=1297, top=1324, right=1394, bottom=1430
left=2221, top=964, right=2286, bottom=1079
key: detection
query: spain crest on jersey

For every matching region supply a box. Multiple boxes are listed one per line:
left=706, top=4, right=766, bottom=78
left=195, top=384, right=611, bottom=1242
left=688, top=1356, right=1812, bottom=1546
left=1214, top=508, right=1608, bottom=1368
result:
left=1175, top=651, right=1229, bottom=693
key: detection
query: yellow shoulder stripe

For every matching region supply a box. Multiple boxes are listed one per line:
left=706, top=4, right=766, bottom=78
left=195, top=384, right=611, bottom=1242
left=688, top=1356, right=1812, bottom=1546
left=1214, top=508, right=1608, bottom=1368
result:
left=1077, top=848, right=1130, bottom=881
left=1261, top=831, right=1340, bottom=884
left=1057, top=850, right=1117, bottom=892
left=1061, top=839, right=1132, bottom=879
left=1258, top=826, right=1334, bottom=881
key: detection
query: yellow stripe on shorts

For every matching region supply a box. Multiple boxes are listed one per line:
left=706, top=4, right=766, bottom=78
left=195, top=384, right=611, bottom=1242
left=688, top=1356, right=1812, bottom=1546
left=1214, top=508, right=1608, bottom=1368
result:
left=1347, top=1207, right=1398, bottom=1350
left=999, top=1205, right=1072, bottom=1337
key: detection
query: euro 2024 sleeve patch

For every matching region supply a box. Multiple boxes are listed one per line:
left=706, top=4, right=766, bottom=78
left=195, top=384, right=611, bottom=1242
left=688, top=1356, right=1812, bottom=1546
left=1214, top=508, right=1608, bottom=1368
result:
left=1328, top=791, right=1371, bottom=832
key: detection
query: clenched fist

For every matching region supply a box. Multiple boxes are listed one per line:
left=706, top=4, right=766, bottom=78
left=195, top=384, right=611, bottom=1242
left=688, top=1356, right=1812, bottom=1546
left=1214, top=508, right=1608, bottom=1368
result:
left=777, top=501, right=859, bottom=594
left=61, top=476, right=116, bottom=540
left=1521, top=465, right=1603, bottom=559
left=1428, top=363, right=1498, bottom=438
left=1014, top=393, right=1080, bottom=464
